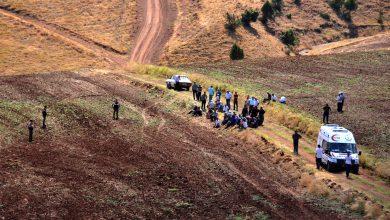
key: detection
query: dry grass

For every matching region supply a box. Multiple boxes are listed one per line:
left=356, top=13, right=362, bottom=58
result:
left=299, top=173, right=330, bottom=197
left=0, top=0, right=137, bottom=53
left=0, top=14, right=108, bottom=75
left=375, top=162, right=390, bottom=181
left=161, top=0, right=388, bottom=65
left=364, top=201, right=383, bottom=219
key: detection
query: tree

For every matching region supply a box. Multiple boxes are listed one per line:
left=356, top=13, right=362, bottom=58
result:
left=225, top=13, right=241, bottom=31
left=230, top=43, right=244, bottom=60
left=261, top=1, right=274, bottom=22
left=294, top=0, right=301, bottom=6
left=329, top=0, right=343, bottom=13
left=280, top=29, right=299, bottom=46
left=241, top=8, right=259, bottom=26
left=344, top=0, right=358, bottom=11
left=272, top=0, right=284, bottom=13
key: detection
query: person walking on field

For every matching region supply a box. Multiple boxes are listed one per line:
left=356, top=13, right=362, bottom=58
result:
left=323, top=104, right=331, bottom=124
left=42, top=106, right=47, bottom=129
left=225, top=90, right=232, bottom=110
left=192, top=82, right=198, bottom=100
left=345, top=152, right=352, bottom=178
left=28, top=120, right=34, bottom=142
left=112, top=99, right=120, bottom=120
left=200, top=92, right=207, bottom=111
left=233, top=92, right=239, bottom=111
left=336, top=92, right=345, bottom=113
left=315, top=145, right=323, bottom=170
left=292, top=131, right=302, bottom=155
left=208, top=86, right=215, bottom=101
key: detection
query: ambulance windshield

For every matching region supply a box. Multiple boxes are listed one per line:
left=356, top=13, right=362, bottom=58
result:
left=329, top=143, right=357, bottom=153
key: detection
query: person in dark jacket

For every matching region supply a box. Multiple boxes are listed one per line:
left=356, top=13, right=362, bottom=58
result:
left=28, top=120, right=34, bottom=142
left=42, top=106, right=47, bottom=129
left=196, top=84, right=202, bottom=101
left=112, top=99, right=120, bottom=120
left=192, top=82, right=198, bottom=100
left=257, top=107, right=265, bottom=126
left=233, top=92, right=239, bottom=111
left=242, top=105, right=248, bottom=117
left=323, top=104, right=331, bottom=124
left=292, top=131, right=302, bottom=155
left=200, top=92, right=207, bottom=111
left=250, top=106, right=259, bottom=118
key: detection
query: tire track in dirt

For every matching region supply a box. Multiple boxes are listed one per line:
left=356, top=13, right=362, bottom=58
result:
left=130, top=0, right=177, bottom=64
left=0, top=6, right=126, bottom=64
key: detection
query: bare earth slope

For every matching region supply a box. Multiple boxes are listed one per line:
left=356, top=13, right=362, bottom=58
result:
left=0, top=71, right=346, bottom=219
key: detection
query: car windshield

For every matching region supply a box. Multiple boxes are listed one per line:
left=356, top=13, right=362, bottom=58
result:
left=180, top=76, right=188, bottom=79
left=329, top=143, right=357, bottom=153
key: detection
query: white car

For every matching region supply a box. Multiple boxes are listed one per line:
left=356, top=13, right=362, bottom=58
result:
left=317, top=124, right=361, bottom=173
left=166, top=75, right=192, bottom=91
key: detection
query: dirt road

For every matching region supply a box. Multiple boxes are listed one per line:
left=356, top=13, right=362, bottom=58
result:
left=130, top=0, right=176, bottom=64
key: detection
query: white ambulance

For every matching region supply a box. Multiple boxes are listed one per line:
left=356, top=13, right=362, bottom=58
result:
left=317, top=124, right=361, bottom=173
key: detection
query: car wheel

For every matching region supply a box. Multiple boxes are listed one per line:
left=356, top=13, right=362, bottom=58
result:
left=327, top=162, right=333, bottom=172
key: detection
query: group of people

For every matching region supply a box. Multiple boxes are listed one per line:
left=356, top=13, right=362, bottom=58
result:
left=26, top=106, right=47, bottom=142
left=322, top=92, right=346, bottom=124
left=189, top=84, right=268, bottom=131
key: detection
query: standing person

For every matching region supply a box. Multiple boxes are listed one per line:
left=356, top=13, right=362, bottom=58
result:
left=315, top=145, right=323, bottom=170
left=27, top=120, right=34, bottom=142
left=225, top=90, right=232, bottom=110
left=216, top=88, right=222, bottom=100
left=208, top=86, right=215, bottom=101
left=233, top=92, right=239, bottom=111
left=192, top=82, right=198, bottom=100
left=258, top=107, right=265, bottom=126
left=196, top=84, right=202, bottom=101
left=42, top=106, right=47, bottom=129
left=292, top=131, right=302, bottom=155
left=345, top=152, right=352, bottom=178
left=336, top=92, right=345, bottom=113
left=112, top=99, right=120, bottom=120
left=174, top=75, right=180, bottom=91
left=200, top=92, right=207, bottom=111
left=323, top=104, right=331, bottom=124
left=267, top=92, right=272, bottom=102
left=241, top=105, right=248, bottom=117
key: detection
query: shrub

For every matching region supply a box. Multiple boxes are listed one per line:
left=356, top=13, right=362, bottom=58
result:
left=225, top=13, right=241, bottom=31
left=319, top=13, right=330, bottom=20
left=329, top=0, right=343, bottom=13
left=378, top=11, right=384, bottom=30
left=230, top=43, right=244, bottom=60
left=344, top=0, right=358, bottom=11
left=280, top=29, right=299, bottom=46
left=294, top=0, right=301, bottom=6
left=261, top=1, right=275, bottom=22
left=241, top=8, right=259, bottom=26
left=272, top=0, right=284, bottom=13
left=286, top=14, right=292, bottom=19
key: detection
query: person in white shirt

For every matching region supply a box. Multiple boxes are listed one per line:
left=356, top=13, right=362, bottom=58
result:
left=223, top=104, right=229, bottom=113
left=280, top=96, right=286, bottom=104
left=315, top=145, right=323, bottom=170
left=214, top=118, right=221, bottom=128
left=271, top=94, right=277, bottom=102
left=345, top=152, right=352, bottom=178
left=225, top=91, right=232, bottom=109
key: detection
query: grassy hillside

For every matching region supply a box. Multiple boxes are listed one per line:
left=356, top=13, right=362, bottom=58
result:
left=0, top=0, right=138, bottom=53
left=0, top=13, right=108, bottom=75
left=161, top=0, right=388, bottom=65
left=180, top=50, right=390, bottom=157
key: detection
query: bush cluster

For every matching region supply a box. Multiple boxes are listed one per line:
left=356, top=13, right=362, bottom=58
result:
left=241, top=8, right=260, bottom=27
left=225, top=13, right=241, bottom=31
left=280, top=29, right=299, bottom=46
